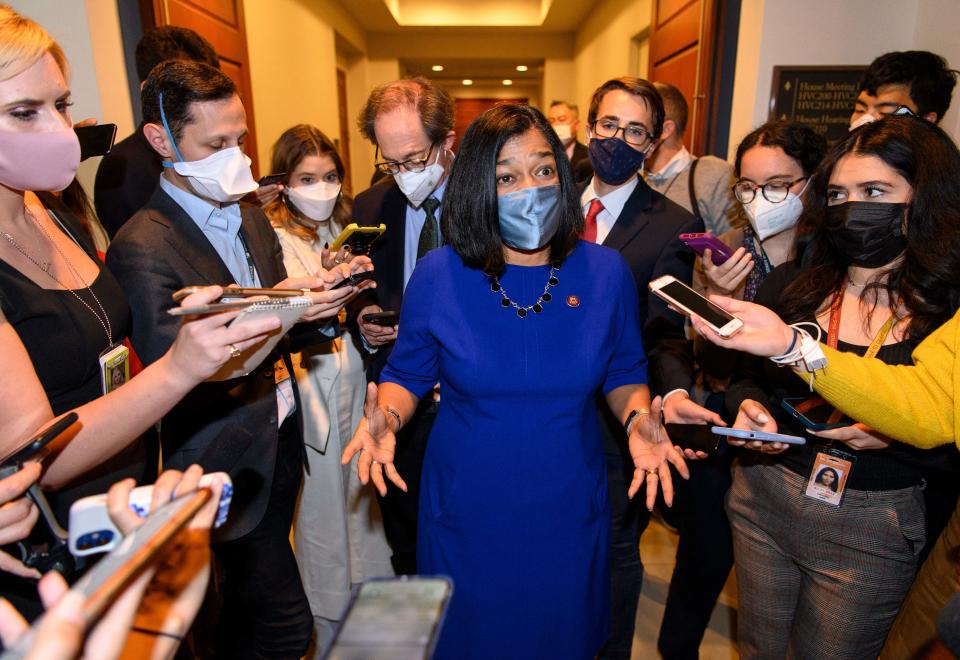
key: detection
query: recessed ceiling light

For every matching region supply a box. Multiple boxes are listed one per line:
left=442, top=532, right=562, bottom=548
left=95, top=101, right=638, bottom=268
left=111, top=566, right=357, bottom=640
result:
left=462, top=79, right=473, bottom=86
left=502, top=79, right=513, bottom=86
left=432, top=65, right=444, bottom=72
left=516, top=65, right=528, bottom=72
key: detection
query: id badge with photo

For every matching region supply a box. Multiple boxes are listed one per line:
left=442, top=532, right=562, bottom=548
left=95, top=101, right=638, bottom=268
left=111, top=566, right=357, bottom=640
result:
left=99, top=343, right=130, bottom=395
left=804, top=449, right=856, bottom=507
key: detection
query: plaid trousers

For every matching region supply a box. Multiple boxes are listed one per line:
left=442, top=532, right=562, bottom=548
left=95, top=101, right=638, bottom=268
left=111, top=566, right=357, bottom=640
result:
left=726, top=459, right=925, bottom=660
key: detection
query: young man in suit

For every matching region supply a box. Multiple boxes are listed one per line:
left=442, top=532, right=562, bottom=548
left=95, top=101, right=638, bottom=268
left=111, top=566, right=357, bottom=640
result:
left=580, top=76, right=725, bottom=660
left=548, top=100, right=592, bottom=183
left=351, top=77, right=456, bottom=575
left=106, top=60, right=362, bottom=659
left=94, top=26, right=219, bottom=238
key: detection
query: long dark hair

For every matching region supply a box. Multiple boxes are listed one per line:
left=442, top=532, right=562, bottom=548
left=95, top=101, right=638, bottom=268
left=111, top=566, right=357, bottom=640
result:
left=780, top=116, right=960, bottom=345
left=441, top=104, right=582, bottom=276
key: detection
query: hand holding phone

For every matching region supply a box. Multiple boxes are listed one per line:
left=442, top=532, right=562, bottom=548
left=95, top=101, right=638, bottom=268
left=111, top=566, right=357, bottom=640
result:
left=680, top=233, right=734, bottom=266
left=330, top=270, right=376, bottom=290
left=361, top=310, right=399, bottom=327
left=649, top=275, right=743, bottom=337
left=701, top=246, right=755, bottom=297
left=329, top=223, right=386, bottom=256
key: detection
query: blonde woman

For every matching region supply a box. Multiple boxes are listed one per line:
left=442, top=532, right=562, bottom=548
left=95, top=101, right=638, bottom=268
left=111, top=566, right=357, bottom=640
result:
left=263, top=125, right=392, bottom=651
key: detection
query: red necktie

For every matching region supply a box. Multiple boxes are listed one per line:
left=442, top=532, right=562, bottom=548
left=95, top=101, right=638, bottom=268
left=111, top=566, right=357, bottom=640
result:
left=583, top=198, right=604, bottom=243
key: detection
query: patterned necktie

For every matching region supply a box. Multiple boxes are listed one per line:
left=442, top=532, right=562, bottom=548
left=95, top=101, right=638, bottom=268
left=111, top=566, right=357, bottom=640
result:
left=583, top=198, right=604, bottom=243
left=417, top=197, right=441, bottom=259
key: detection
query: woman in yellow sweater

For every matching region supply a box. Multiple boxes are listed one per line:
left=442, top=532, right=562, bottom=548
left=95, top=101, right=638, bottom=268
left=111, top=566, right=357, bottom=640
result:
left=693, top=296, right=960, bottom=659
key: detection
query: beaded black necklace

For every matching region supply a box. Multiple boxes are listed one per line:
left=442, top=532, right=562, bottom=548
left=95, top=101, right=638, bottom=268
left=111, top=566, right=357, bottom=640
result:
left=490, top=262, right=560, bottom=318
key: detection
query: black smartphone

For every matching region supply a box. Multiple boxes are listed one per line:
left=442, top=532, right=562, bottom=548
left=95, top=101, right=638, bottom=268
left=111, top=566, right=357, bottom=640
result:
left=75, top=124, right=117, bottom=161
left=330, top=271, right=375, bottom=290
left=780, top=397, right=852, bottom=431
left=0, top=412, right=79, bottom=469
left=258, top=173, right=286, bottom=186
left=664, top=423, right=722, bottom=454
left=361, top=310, right=399, bottom=326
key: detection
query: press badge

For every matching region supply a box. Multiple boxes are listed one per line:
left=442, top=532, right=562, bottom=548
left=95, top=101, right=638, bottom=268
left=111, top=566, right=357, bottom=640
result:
left=99, top=343, right=130, bottom=395
left=804, top=449, right=856, bottom=507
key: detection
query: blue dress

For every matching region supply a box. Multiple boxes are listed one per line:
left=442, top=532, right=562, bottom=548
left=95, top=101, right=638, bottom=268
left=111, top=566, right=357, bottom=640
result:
left=381, top=241, right=648, bottom=659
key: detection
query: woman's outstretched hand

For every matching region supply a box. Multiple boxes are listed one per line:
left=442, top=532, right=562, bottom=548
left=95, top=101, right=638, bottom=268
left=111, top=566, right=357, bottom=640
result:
left=341, top=382, right=407, bottom=496
left=627, top=396, right=690, bottom=511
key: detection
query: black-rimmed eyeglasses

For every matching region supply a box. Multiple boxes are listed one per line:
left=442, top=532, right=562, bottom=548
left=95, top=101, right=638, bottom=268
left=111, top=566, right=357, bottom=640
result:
left=374, top=143, right=438, bottom=175
left=732, top=176, right=809, bottom=204
left=590, top=119, right=653, bottom=146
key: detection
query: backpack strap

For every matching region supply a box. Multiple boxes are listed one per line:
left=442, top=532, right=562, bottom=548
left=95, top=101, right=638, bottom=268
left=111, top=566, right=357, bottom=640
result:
left=687, top=157, right=702, bottom=222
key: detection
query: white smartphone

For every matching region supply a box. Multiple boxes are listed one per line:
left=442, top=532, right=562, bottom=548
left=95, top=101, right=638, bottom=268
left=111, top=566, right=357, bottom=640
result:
left=711, top=426, right=806, bottom=445
left=648, top=275, right=744, bottom=338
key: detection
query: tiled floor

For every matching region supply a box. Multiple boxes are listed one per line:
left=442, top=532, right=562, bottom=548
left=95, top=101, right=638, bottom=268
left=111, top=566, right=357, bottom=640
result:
left=631, top=517, right=740, bottom=659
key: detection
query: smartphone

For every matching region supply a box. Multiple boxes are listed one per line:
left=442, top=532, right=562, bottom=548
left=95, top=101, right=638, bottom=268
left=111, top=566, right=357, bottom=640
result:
left=648, top=275, right=744, bottom=337
left=330, top=271, right=375, bottom=290
left=171, top=286, right=305, bottom=303
left=258, top=173, right=287, bottom=187
left=75, top=124, right=117, bottom=161
left=0, top=412, right=79, bottom=469
left=329, top=223, right=386, bottom=255
left=361, top=310, right=399, bottom=326
left=1, top=490, right=211, bottom=659
left=664, top=423, right=722, bottom=454
left=324, top=577, right=453, bottom=660
left=711, top=426, right=806, bottom=445
left=679, top=232, right=734, bottom=266
left=780, top=397, right=852, bottom=431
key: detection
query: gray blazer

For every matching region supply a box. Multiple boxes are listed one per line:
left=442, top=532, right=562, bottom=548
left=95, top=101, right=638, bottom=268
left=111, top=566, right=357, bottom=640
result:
left=106, top=186, right=324, bottom=541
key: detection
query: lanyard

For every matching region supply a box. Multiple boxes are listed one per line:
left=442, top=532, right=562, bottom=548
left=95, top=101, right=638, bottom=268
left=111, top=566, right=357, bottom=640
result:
left=237, top=232, right=257, bottom=287
left=804, top=282, right=898, bottom=424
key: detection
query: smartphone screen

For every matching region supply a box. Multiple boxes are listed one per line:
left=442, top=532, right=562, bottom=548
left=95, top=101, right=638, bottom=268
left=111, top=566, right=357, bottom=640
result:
left=326, top=577, right=452, bottom=660
left=75, top=124, right=117, bottom=160
left=656, top=280, right=736, bottom=330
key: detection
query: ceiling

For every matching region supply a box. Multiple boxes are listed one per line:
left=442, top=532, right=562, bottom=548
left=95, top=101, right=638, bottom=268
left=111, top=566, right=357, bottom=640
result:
left=334, top=0, right=600, bottom=31
left=401, top=58, right=544, bottom=87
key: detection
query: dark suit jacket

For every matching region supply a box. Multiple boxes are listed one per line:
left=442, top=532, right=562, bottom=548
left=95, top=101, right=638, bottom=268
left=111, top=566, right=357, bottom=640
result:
left=570, top=141, right=593, bottom=184
left=94, top=125, right=163, bottom=238
left=597, top=177, right=703, bottom=395
left=106, top=186, right=300, bottom=541
left=350, top=176, right=412, bottom=380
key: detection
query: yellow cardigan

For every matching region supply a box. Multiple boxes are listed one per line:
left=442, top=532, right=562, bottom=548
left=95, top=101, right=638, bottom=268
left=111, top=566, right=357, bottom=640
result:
left=801, top=308, right=960, bottom=450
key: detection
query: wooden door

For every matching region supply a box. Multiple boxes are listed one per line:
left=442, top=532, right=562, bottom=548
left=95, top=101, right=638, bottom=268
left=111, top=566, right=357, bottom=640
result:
left=648, top=0, right=730, bottom=156
left=145, top=0, right=261, bottom=177
left=453, top=98, right=527, bottom=151
left=336, top=69, right=353, bottom=196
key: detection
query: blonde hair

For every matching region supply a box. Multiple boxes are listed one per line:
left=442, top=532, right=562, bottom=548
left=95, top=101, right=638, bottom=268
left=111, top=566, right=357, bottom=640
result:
left=263, top=124, right=352, bottom=245
left=0, top=4, right=68, bottom=81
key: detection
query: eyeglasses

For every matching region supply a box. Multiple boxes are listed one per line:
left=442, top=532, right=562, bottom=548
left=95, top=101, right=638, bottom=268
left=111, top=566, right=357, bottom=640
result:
left=733, top=176, right=809, bottom=204
left=374, top=143, right=437, bottom=175
left=590, top=119, right=653, bottom=147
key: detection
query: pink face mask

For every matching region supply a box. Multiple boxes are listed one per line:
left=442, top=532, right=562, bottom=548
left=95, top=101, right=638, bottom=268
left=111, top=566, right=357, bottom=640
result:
left=0, top=125, right=81, bottom=192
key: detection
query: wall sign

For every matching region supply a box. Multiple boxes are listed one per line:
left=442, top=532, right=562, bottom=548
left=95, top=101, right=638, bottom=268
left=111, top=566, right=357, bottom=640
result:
left=769, top=66, right=867, bottom=145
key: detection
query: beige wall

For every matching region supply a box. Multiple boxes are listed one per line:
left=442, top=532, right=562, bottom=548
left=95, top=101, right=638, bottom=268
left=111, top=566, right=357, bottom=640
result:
left=572, top=0, right=652, bottom=129
left=912, top=0, right=960, bottom=140
left=727, top=0, right=921, bottom=159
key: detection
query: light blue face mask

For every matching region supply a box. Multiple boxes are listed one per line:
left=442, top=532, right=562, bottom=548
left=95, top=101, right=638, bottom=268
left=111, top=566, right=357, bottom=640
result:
left=497, top=184, right=563, bottom=250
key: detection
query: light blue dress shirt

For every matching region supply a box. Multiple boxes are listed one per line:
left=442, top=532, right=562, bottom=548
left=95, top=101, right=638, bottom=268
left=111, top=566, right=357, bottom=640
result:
left=159, top=177, right=261, bottom=287
left=402, top=178, right=447, bottom=290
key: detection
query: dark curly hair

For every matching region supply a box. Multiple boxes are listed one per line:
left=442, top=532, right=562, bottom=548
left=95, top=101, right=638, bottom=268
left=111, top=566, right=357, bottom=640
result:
left=780, top=116, right=960, bottom=346
left=857, top=50, right=957, bottom=123
left=441, top=104, right=582, bottom=276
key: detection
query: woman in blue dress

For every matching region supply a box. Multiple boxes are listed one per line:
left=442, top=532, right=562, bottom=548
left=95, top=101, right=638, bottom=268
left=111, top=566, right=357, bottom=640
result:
left=342, top=104, right=688, bottom=659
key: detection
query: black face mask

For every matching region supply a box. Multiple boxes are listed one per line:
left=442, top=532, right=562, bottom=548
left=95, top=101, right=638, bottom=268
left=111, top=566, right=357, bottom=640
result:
left=825, top=201, right=907, bottom=268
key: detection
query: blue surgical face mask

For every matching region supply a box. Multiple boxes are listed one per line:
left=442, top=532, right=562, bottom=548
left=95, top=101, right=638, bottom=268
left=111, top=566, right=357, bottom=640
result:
left=497, top=184, right=563, bottom=250
left=588, top=137, right=650, bottom=185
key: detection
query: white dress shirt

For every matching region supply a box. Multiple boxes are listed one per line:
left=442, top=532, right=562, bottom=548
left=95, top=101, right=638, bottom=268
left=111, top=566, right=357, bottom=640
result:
left=579, top=175, right=640, bottom=244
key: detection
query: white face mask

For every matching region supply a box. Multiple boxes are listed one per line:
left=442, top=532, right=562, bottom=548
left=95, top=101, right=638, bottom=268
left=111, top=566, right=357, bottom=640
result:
left=393, top=147, right=445, bottom=208
left=849, top=112, right=877, bottom=131
left=168, top=147, right=259, bottom=203
left=744, top=180, right=808, bottom=241
left=553, top=123, right=573, bottom=145
left=286, top=180, right=341, bottom=222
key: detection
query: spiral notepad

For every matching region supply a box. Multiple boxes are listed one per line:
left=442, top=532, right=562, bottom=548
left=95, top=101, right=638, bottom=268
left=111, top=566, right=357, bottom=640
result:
left=210, top=297, right=310, bottom=381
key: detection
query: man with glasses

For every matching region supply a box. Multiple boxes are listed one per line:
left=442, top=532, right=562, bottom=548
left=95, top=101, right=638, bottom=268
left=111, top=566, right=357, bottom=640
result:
left=850, top=50, right=957, bottom=130
left=579, top=77, right=711, bottom=660
left=351, top=76, right=456, bottom=575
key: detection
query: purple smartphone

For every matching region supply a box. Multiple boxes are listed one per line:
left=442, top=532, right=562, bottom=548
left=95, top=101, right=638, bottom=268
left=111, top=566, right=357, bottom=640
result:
left=680, top=233, right=734, bottom=266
